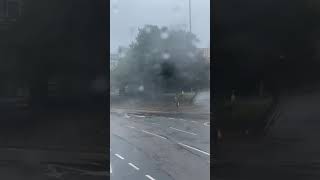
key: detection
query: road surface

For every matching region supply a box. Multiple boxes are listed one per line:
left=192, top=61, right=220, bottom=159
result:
left=110, top=111, right=210, bottom=180
left=215, top=91, right=320, bottom=180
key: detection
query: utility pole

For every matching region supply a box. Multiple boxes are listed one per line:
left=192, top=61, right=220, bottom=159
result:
left=188, top=0, right=191, bottom=33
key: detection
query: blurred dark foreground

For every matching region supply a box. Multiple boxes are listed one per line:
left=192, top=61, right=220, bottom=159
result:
left=0, top=96, right=107, bottom=153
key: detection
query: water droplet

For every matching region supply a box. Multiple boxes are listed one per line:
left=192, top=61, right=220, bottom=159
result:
left=162, top=53, right=170, bottom=59
left=160, top=32, right=169, bottom=39
left=138, top=85, right=144, bottom=92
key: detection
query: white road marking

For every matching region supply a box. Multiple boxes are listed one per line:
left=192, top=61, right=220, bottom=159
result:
left=145, top=174, right=156, bottom=180
left=169, top=127, right=197, bottom=135
left=115, top=154, right=125, bottom=160
left=134, top=115, right=146, bottom=118
left=151, top=122, right=161, bottom=125
left=203, top=122, right=210, bottom=126
left=142, top=130, right=167, bottom=140
left=126, top=125, right=136, bottom=129
left=178, top=118, right=187, bottom=122
left=110, top=163, right=112, bottom=174
left=178, top=142, right=210, bottom=156
left=128, top=163, right=140, bottom=170
left=168, top=117, right=174, bottom=120
left=124, top=114, right=131, bottom=118
left=191, top=120, right=198, bottom=124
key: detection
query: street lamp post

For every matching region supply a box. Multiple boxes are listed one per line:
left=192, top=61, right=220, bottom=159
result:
left=188, top=0, right=192, bottom=33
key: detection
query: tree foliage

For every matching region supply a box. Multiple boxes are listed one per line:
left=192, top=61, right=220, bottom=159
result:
left=112, top=25, right=209, bottom=95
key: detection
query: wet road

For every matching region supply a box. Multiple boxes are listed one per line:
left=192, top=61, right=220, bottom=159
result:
left=110, top=111, right=210, bottom=180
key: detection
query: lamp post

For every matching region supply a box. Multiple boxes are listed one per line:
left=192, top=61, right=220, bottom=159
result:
left=188, top=0, right=192, bottom=33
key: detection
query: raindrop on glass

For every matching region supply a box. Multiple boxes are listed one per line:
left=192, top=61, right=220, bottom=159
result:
left=160, top=32, right=169, bottom=39
left=162, top=53, right=170, bottom=59
left=138, top=85, right=144, bottom=92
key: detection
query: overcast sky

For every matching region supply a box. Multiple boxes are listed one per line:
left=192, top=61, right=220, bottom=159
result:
left=110, top=0, right=210, bottom=53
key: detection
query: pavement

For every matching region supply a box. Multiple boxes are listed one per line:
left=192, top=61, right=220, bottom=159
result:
left=214, top=91, right=320, bottom=180
left=110, top=108, right=210, bottom=180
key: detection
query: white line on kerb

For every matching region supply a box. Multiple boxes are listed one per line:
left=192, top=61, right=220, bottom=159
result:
left=128, top=163, right=140, bottom=170
left=115, top=154, right=125, bottom=160
left=142, top=130, right=167, bottom=140
left=178, top=142, right=210, bottom=156
left=169, top=127, right=197, bottom=135
left=145, top=174, right=156, bottom=180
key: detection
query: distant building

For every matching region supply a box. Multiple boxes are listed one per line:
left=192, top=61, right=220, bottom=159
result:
left=198, top=48, right=210, bottom=62
left=110, top=53, right=119, bottom=70
left=110, top=46, right=129, bottom=70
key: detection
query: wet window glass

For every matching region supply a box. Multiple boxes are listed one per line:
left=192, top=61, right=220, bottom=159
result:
left=110, top=0, right=210, bottom=179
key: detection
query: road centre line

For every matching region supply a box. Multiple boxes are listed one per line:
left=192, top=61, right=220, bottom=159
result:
left=115, top=154, right=125, bottom=160
left=145, top=174, right=156, bottom=180
left=141, top=130, right=167, bottom=140
left=128, top=163, right=140, bottom=170
left=178, top=142, right=210, bottom=156
left=169, top=127, right=197, bottom=135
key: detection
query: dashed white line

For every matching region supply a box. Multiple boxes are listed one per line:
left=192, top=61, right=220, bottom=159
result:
left=169, top=127, right=197, bottom=135
left=151, top=122, right=161, bottom=125
left=145, top=174, right=156, bottom=180
left=126, top=125, right=136, bottom=129
left=110, top=163, right=112, bottom=174
left=178, top=118, right=187, bottom=122
left=168, top=117, right=174, bottom=120
left=142, top=130, right=167, bottom=140
left=178, top=142, right=210, bottom=156
left=134, top=115, right=146, bottom=118
left=203, top=122, right=210, bottom=126
left=128, top=163, right=140, bottom=170
left=191, top=120, right=198, bottom=124
left=115, top=154, right=125, bottom=160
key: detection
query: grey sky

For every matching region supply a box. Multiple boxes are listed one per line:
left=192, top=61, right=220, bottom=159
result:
left=110, top=0, right=210, bottom=53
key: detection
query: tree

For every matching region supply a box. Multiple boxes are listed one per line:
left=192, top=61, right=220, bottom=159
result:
left=112, top=25, right=209, bottom=96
